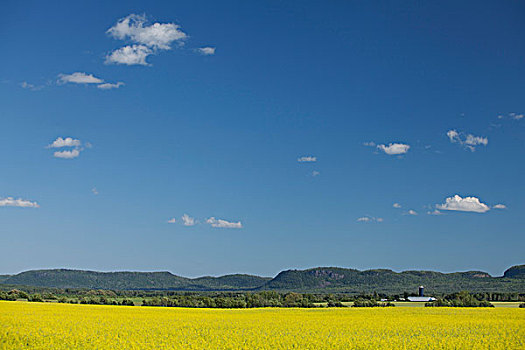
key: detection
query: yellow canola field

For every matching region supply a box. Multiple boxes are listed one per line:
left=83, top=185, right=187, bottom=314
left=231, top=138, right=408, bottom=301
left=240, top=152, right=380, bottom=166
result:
left=0, top=301, right=523, bottom=349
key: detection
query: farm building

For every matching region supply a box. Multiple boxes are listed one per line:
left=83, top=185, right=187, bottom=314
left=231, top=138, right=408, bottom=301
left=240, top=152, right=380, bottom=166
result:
left=407, top=286, right=436, bottom=302
left=407, top=296, right=437, bottom=302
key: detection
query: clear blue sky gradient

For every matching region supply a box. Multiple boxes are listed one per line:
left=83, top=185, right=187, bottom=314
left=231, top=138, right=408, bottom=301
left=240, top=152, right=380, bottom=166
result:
left=1, top=0, right=523, bottom=277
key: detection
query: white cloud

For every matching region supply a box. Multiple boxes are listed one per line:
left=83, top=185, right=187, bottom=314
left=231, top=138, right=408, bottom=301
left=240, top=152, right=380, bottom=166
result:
left=377, top=143, right=410, bottom=155
left=312, top=170, right=320, bottom=177
left=20, top=81, right=35, bottom=89
left=107, top=14, right=187, bottom=49
left=53, top=149, right=80, bottom=159
left=499, top=113, right=524, bottom=121
left=446, top=129, right=459, bottom=143
left=181, top=214, right=196, bottom=226
left=57, top=73, right=123, bottom=90
left=47, top=137, right=81, bottom=148
left=47, top=137, right=85, bottom=159
left=105, top=45, right=152, bottom=66
left=407, top=209, right=418, bottom=215
left=97, top=82, right=125, bottom=90
left=436, top=195, right=490, bottom=213
left=297, top=156, right=317, bottom=162
left=393, top=203, right=402, bottom=208
left=427, top=209, right=442, bottom=215
left=197, top=47, right=215, bottom=55
left=92, top=187, right=99, bottom=195
left=447, top=129, right=488, bottom=151
left=363, top=141, right=376, bottom=147
left=58, top=72, right=103, bottom=84
left=357, top=216, right=383, bottom=223
left=0, top=197, right=39, bottom=208
left=493, top=204, right=506, bottom=209
left=206, top=217, right=243, bottom=229
left=20, top=81, right=44, bottom=91
left=464, top=134, right=488, bottom=147
left=106, top=14, right=187, bottom=65
left=167, top=218, right=177, bottom=224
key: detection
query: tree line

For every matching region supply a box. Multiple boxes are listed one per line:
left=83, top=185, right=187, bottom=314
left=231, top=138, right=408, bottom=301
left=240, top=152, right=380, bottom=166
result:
left=425, top=291, right=494, bottom=307
left=2, top=288, right=524, bottom=308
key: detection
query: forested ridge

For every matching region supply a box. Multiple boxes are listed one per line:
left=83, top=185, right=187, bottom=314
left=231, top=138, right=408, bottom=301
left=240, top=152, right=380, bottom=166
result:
left=2, top=264, right=524, bottom=294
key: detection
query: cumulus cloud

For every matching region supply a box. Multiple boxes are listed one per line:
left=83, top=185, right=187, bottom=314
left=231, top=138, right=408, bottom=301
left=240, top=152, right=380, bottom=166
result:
left=436, top=195, right=490, bottom=213
left=105, top=45, right=152, bottom=65
left=363, top=141, right=376, bottom=147
left=312, top=170, right=320, bottom=177
left=393, top=203, right=402, bottom=208
left=106, top=14, right=187, bottom=65
left=427, top=209, right=442, bottom=215
left=206, top=217, right=243, bottom=228
left=493, top=204, right=506, bottom=209
left=107, top=14, right=187, bottom=49
left=47, top=137, right=86, bottom=159
left=465, top=135, right=488, bottom=147
left=53, top=149, right=80, bottom=159
left=407, top=210, right=418, bottom=215
left=377, top=143, right=410, bottom=155
left=447, top=129, right=488, bottom=151
left=58, top=72, right=103, bottom=84
left=181, top=214, right=196, bottom=226
left=297, top=156, right=317, bottom=162
left=57, top=72, right=124, bottom=90
left=167, top=218, right=177, bottom=224
left=446, top=130, right=459, bottom=142
left=47, top=137, right=81, bottom=148
left=92, top=187, right=99, bottom=195
left=357, top=216, right=383, bottom=223
left=197, top=47, right=215, bottom=55
left=0, top=197, right=39, bottom=208
left=97, top=82, right=125, bottom=90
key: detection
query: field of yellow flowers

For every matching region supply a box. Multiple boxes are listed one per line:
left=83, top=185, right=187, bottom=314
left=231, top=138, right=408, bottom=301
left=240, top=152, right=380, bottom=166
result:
left=0, top=301, right=523, bottom=349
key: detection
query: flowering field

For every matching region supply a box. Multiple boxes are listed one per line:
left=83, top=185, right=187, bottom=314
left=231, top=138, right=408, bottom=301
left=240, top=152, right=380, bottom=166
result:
left=0, top=301, right=523, bottom=349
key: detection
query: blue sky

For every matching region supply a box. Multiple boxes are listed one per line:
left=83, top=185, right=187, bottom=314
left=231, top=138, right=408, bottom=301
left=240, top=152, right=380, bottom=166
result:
left=1, top=0, right=524, bottom=277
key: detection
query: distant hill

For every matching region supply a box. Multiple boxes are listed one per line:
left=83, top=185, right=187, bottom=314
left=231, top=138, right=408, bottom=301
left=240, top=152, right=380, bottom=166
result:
left=191, top=274, right=272, bottom=290
left=503, top=265, right=525, bottom=279
left=3, top=270, right=188, bottom=290
left=265, top=267, right=523, bottom=293
left=2, top=269, right=269, bottom=291
left=2, top=265, right=524, bottom=294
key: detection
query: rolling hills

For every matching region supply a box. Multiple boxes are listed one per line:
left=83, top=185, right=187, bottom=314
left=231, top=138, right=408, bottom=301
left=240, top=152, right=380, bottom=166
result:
left=1, top=269, right=270, bottom=291
left=1, top=265, right=524, bottom=294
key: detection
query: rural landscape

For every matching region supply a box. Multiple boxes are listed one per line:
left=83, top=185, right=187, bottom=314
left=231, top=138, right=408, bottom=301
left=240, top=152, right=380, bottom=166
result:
left=2, top=0, right=524, bottom=348
left=1, top=264, right=524, bottom=348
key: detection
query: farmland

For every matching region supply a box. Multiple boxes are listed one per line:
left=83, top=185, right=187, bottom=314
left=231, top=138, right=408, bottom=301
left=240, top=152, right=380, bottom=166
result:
left=1, top=301, right=523, bottom=349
